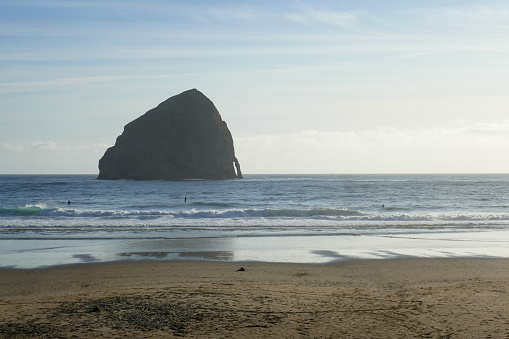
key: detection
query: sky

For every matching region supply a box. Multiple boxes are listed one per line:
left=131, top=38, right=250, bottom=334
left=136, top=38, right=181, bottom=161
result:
left=1, top=0, right=509, bottom=174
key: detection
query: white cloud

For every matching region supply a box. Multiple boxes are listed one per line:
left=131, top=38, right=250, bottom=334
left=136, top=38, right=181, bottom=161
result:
left=236, top=122, right=509, bottom=174
left=286, top=5, right=358, bottom=29
left=204, top=5, right=267, bottom=23
left=0, top=75, right=170, bottom=92
left=0, top=143, right=24, bottom=152
left=30, top=141, right=58, bottom=152
left=0, top=141, right=109, bottom=153
left=423, top=5, right=509, bottom=31
left=442, top=6, right=509, bottom=21
left=0, top=141, right=110, bottom=174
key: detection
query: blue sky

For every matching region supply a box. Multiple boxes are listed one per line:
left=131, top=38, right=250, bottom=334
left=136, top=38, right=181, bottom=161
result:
left=1, top=0, right=509, bottom=174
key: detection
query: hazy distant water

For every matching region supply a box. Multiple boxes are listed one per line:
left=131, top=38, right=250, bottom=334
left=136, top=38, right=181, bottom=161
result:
left=1, top=174, right=509, bottom=267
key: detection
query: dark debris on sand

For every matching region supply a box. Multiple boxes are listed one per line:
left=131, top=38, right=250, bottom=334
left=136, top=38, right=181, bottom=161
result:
left=0, top=322, right=57, bottom=339
left=58, top=295, right=194, bottom=331
left=0, top=295, right=195, bottom=338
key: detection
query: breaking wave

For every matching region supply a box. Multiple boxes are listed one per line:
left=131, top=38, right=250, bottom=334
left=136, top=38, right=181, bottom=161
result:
left=0, top=205, right=53, bottom=216
left=2, top=205, right=509, bottom=224
left=0, top=205, right=363, bottom=219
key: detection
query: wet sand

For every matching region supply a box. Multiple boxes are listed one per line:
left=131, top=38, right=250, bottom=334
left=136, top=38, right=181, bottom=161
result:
left=1, top=258, right=508, bottom=338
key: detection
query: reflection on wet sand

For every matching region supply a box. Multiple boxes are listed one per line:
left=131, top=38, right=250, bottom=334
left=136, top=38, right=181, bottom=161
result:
left=72, top=254, right=99, bottom=262
left=113, top=238, right=236, bottom=261
left=118, top=252, right=173, bottom=259
left=118, top=250, right=234, bottom=261
left=179, top=251, right=234, bottom=260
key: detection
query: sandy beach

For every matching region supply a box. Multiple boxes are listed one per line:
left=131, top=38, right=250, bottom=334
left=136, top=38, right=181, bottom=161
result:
left=1, top=258, right=508, bottom=338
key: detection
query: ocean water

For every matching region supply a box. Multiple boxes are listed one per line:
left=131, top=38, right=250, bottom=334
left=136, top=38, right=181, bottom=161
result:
left=1, top=174, right=509, bottom=268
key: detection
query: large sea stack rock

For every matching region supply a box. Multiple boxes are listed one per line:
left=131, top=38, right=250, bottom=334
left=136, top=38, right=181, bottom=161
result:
left=98, top=89, right=242, bottom=180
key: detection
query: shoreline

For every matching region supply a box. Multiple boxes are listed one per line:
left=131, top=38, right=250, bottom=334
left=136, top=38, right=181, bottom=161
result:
left=0, top=253, right=507, bottom=271
left=1, top=258, right=509, bottom=337
left=3, top=230, right=509, bottom=269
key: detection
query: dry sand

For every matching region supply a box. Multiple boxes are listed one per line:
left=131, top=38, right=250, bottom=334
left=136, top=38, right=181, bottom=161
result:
left=1, top=258, right=508, bottom=338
